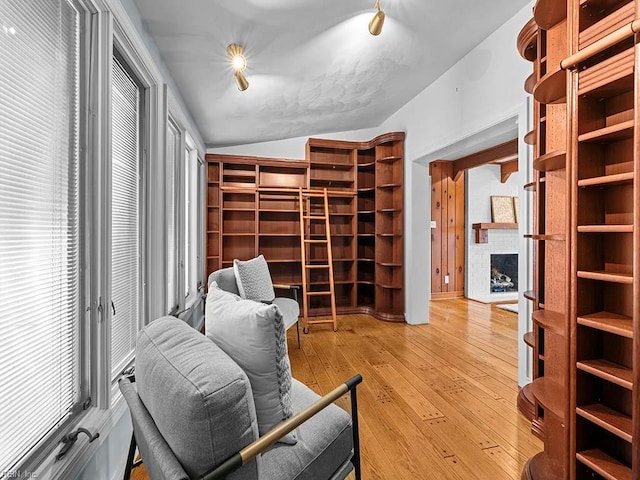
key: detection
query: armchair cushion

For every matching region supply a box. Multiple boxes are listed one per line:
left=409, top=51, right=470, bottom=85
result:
left=208, top=267, right=240, bottom=296
left=233, top=255, right=276, bottom=302
left=261, top=379, right=354, bottom=480
left=272, top=297, right=300, bottom=331
left=206, top=286, right=297, bottom=444
left=135, top=316, right=260, bottom=480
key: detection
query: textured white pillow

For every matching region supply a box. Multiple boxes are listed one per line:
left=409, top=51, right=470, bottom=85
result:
left=205, top=284, right=296, bottom=444
left=233, top=255, right=276, bottom=302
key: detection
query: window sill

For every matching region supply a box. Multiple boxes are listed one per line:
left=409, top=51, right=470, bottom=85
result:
left=29, top=397, right=128, bottom=480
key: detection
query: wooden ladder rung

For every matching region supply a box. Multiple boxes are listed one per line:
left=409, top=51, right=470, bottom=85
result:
left=301, top=193, right=326, bottom=198
left=303, top=215, right=327, bottom=220
left=304, top=239, right=328, bottom=243
left=306, top=291, right=332, bottom=296
left=307, top=319, right=337, bottom=326
left=305, top=264, right=330, bottom=269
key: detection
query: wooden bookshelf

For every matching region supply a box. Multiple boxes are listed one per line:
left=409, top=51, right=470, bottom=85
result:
left=519, top=0, right=639, bottom=478
left=518, top=3, right=571, bottom=477
left=205, top=132, right=405, bottom=323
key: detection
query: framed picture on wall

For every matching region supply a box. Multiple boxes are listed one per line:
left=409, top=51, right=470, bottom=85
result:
left=491, top=195, right=516, bottom=223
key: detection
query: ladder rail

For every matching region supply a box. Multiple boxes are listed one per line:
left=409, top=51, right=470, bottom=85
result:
left=298, top=188, right=309, bottom=331
left=323, top=188, right=338, bottom=332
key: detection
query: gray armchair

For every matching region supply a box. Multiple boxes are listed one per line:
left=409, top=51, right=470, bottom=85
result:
left=120, top=317, right=361, bottom=480
left=208, top=267, right=301, bottom=348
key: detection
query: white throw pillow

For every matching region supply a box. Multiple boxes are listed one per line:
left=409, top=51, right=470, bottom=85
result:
left=233, top=255, right=276, bottom=302
left=205, top=283, right=296, bottom=444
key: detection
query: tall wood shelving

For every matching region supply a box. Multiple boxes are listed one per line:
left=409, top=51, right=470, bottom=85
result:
left=205, top=132, right=405, bottom=322
left=519, top=0, right=639, bottom=478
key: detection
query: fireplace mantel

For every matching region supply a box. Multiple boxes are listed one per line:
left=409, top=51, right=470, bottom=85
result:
left=472, top=222, right=518, bottom=243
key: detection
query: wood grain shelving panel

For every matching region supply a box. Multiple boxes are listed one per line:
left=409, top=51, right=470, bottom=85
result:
left=577, top=311, right=633, bottom=338
left=577, top=404, right=632, bottom=443
left=578, top=120, right=634, bottom=143
left=517, top=17, right=539, bottom=61
left=578, top=225, right=633, bottom=233
left=534, top=0, right=567, bottom=30
left=577, top=359, right=633, bottom=390
left=579, top=1, right=634, bottom=48
left=524, top=332, right=535, bottom=348
left=534, top=69, right=567, bottom=104
left=531, top=377, right=565, bottom=421
left=578, top=47, right=634, bottom=98
left=525, top=72, right=537, bottom=94
left=533, top=150, right=566, bottom=172
left=577, top=270, right=633, bottom=284
left=576, top=449, right=632, bottom=480
left=578, top=172, right=634, bottom=188
left=524, top=129, right=537, bottom=145
left=532, top=309, right=565, bottom=337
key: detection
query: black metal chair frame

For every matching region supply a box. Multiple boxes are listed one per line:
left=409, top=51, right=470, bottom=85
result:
left=122, top=372, right=362, bottom=480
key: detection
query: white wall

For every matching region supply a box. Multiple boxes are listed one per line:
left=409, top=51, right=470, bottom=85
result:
left=209, top=2, right=535, bottom=326
left=465, top=164, right=521, bottom=303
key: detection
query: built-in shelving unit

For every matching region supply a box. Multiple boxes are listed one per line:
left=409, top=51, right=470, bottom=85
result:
left=205, top=132, right=405, bottom=323
left=519, top=0, right=639, bottom=478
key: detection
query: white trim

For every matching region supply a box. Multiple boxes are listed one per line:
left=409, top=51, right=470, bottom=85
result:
left=32, top=398, right=128, bottom=480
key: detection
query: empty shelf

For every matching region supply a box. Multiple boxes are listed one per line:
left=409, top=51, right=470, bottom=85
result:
left=576, top=404, right=632, bottom=443
left=578, top=225, right=633, bottom=233
left=531, top=377, right=565, bottom=421
left=578, top=172, right=634, bottom=188
left=576, top=449, right=631, bottom=480
left=577, top=359, right=633, bottom=390
left=524, top=332, right=535, bottom=348
left=532, top=309, right=565, bottom=337
left=533, top=150, right=566, bottom=172
left=577, top=270, right=633, bottom=284
left=577, top=311, right=633, bottom=338
left=578, top=120, right=634, bottom=143
left=534, top=69, right=567, bottom=104
left=534, top=0, right=567, bottom=29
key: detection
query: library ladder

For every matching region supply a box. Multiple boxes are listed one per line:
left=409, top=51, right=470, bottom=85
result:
left=298, top=187, right=338, bottom=333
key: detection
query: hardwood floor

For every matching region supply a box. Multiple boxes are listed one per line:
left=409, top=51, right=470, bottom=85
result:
left=132, top=299, right=541, bottom=479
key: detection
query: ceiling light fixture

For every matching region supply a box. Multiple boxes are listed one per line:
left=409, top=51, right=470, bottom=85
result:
left=226, top=43, right=249, bottom=91
left=368, top=0, right=385, bottom=36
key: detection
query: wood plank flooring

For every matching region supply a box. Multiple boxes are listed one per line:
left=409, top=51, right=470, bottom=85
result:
left=132, top=299, right=541, bottom=479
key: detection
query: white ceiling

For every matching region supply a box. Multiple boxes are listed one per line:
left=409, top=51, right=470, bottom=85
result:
left=133, top=0, right=531, bottom=147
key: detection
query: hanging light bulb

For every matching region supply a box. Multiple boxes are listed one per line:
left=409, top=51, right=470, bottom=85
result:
left=369, top=0, right=385, bottom=36
left=226, top=44, right=249, bottom=91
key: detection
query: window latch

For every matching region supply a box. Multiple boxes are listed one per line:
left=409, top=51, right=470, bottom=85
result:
left=111, top=300, right=116, bottom=316
left=55, top=428, right=100, bottom=461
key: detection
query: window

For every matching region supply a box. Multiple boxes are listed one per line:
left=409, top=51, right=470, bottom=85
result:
left=110, top=52, right=143, bottom=381
left=0, top=0, right=85, bottom=472
left=166, top=119, right=180, bottom=313
left=184, top=146, right=191, bottom=298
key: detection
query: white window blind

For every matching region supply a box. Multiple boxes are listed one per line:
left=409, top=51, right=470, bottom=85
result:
left=184, top=146, right=190, bottom=298
left=0, top=0, right=82, bottom=472
left=166, top=121, right=179, bottom=312
left=111, top=54, right=141, bottom=380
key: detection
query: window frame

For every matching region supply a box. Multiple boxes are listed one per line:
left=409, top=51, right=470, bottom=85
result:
left=0, top=0, right=90, bottom=474
left=4, top=0, right=206, bottom=476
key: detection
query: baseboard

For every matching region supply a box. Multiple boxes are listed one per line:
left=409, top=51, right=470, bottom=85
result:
left=430, top=291, right=464, bottom=300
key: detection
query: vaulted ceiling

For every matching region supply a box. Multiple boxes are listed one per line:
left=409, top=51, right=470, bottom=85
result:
left=133, top=0, right=531, bottom=147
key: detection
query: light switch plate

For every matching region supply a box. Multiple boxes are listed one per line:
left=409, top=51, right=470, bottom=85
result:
left=430, top=221, right=437, bottom=229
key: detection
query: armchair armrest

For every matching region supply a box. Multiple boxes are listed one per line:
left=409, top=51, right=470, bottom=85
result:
left=203, top=374, right=363, bottom=480
left=273, top=284, right=300, bottom=302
